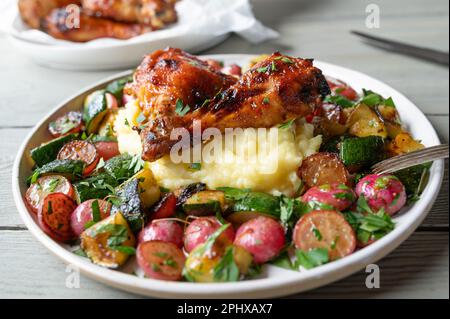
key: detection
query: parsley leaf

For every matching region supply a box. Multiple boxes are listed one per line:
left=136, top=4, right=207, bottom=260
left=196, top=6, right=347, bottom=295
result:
left=278, top=118, right=296, bottom=129
left=213, top=246, right=240, bottom=282
left=175, top=99, right=191, bottom=116
left=295, top=248, right=329, bottom=269
left=91, top=200, right=101, bottom=223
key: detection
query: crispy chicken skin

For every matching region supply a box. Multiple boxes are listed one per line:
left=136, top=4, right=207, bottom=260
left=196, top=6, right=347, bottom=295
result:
left=18, top=0, right=81, bottom=29
left=81, top=0, right=178, bottom=27
left=129, top=49, right=330, bottom=162
left=43, top=7, right=154, bottom=42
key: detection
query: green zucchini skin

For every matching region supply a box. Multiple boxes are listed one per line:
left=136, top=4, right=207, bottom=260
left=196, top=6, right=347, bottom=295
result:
left=394, top=163, right=431, bottom=199
left=111, top=178, right=146, bottom=233
left=30, top=134, right=77, bottom=167
left=105, top=76, right=133, bottom=106
left=103, top=153, right=135, bottom=180
left=182, top=191, right=225, bottom=216
left=73, top=173, right=118, bottom=204
left=29, top=159, right=85, bottom=184
left=83, top=90, right=108, bottom=135
left=183, top=202, right=221, bottom=216
left=339, top=136, right=385, bottom=168
left=231, top=192, right=280, bottom=219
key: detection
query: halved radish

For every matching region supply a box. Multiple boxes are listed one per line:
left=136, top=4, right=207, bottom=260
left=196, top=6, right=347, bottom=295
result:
left=293, top=210, right=356, bottom=261
left=70, top=199, right=112, bottom=236
left=25, top=175, right=74, bottom=214
left=38, top=193, right=77, bottom=242
left=105, top=93, right=118, bottom=111
left=48, top=111, right=83, bottom=138
left=57, top=140, right=99, bottom=175
left=138, top=220, right=184, bottom=248
left=94, top=141, right=120, bottom=161
left=136, top=241, right=186, bottom=281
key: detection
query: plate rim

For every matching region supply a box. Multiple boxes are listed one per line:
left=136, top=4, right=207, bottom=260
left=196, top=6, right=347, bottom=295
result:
left=12, top=54, right=445, bottom=298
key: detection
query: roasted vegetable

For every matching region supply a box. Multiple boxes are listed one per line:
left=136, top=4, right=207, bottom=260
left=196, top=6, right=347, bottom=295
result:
left=184, top=225, right=252, bottom=283
left=30, top=134, right=77, bottom=167
left=339, top=136, right=385, bottom=168
left=105, top=76, right=133, bottom=105
left=111, top=178, right=146, bottom=232
left=387, top=132, right=424, bottom=156
left=57, top=140, right=99, bottom=176
left=134, top=169, right=161, bottom=208
left=182, top=190, right=226, bottom=216
left=29, top=159, right=85, bottom=184
left=394, top=163, right=431, bottom=201
left=229, top=192, right=280, bottom=218
left=347, top=104, right=387, bottom=138
left=103, top=153, right=137, bottom=181
left=298, top=152, right=351, bottom=188
left=26, top=175, right=75, bottom=213
left=227, top=211, right=277, bottom=228
left=83, top=90, right=108, bottom=135
left=175, top=183, right=207, bottom=210
left=48, top=111, right=83, bottom=138
left=80, top=212, right=136, bottom=268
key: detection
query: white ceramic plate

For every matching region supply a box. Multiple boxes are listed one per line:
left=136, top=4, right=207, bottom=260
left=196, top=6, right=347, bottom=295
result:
left=12, top=54, right=444, bottom=298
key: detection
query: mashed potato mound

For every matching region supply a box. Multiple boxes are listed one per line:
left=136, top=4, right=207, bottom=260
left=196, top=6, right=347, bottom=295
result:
left=115, top=101, right=322, bottom=196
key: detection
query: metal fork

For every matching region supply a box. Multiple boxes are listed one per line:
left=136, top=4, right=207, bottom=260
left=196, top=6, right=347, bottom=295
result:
left=371, top=144, right=449, bottom=174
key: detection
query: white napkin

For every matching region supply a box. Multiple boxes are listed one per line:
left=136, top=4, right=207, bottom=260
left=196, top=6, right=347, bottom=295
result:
left=0, top=0, right=278, bottom=46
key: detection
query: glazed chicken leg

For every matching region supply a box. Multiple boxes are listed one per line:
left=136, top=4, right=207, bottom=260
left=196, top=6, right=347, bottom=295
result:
left=81, top=0, right=178, bottom=27
left=126, top=49, right=330, bottom=162
left=18, top=0, right=81, bottom=29
left=43, top=7, right=154, bottom=42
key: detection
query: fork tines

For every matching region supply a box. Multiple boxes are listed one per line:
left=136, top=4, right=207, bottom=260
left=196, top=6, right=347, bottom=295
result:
left=372, top=144, right=449, bottom=174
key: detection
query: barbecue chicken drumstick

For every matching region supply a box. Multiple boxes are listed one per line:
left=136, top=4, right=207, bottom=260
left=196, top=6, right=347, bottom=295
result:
left=81, top=0, right=178, bottom=27
left=126, top=49, right=330, bottom=162
left=43, top=7, right=154, bottom=42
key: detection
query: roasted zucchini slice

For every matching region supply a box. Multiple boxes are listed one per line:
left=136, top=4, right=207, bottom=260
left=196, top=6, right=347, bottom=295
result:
left=182, top=190, right=226, bottom=216
left=30, top=134, right=77, bottom=167
left=83, top=90, right=108, bottom=135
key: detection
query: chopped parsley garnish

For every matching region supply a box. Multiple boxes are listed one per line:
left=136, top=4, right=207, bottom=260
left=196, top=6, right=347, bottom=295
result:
left=110, top=246, right=136, bottom=255
left=124, top=118, right=130, bottom=127
left=312, top=227, right=323, bottom=241
left=263, top=97, right=270, bottom=104
left=278, top=118, right=296, bottom=129
left=323, top=94, right=355, bottom=108
left=175, top=99, right=191, bottom=116
left=188, top=163, right=202, bottom=171
left=213, top=246, right=240, bottom=282
left=295, top=248, right=329, bottom=270
left=44, top=178, right=60, bottom=193
left=91, top=200, right=101, bottom=223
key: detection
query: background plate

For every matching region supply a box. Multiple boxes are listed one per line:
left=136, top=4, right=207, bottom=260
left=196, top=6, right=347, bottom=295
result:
left=12, top=54, right=444, bottom=298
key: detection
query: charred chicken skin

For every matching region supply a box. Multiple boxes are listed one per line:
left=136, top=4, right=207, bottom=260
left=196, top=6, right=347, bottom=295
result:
left=126, top=48, right=330, bottom=162
left=18, top=0, right=81, bottom=29
left=81, top=0, right=178, bottom=27
left=43, top=7, right=154, bottom=42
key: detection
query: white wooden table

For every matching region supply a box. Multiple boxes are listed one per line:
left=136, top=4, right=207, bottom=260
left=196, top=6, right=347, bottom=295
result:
left=0, top=0, right=448, bottom=298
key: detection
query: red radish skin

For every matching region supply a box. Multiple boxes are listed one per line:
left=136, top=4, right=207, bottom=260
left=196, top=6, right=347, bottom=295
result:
left=293, top=210, right=356, bottom=261
left=105, top=93, right=118, bottom=110
left=184, top=217, right=235, bottom=253
left=151, top=193, right=177, bottom=220
left=48, top=111, right=83, bottom=138
left=222, top=64, right=242, bottom=77
left=26, top=175, right=74, bottom=214
left=57, top=140, right=99, bottom=176
left=94, top=141, right=120, bottom=161
left=302, top=183, right=356, bottom=211
left=70, top=199, right=112, bottom=236
left=38, top=193, right=77, bottom=242
left=356, top=174, right=407, bottom=216
left=138, top=220, right=184, bottom=248
left=234, top=217, right=285, bottom=264
left=136, top=241, right=186, bottom=281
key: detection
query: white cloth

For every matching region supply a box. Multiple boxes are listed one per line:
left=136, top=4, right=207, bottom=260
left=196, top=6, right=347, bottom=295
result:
left=0, top=0, right=278, bottom=46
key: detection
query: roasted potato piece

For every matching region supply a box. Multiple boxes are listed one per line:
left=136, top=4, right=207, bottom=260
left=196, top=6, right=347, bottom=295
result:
left=81, top=212, right=136, bottom=269
left=387, top=132, right=424, bottom=156
left=135, top=168, right=161, bottom=208
left=347, top=104, right=387, bottom=138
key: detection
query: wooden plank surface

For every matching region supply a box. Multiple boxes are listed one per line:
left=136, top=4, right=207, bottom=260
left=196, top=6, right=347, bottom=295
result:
left=0, top=0, right=448, bottom=299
